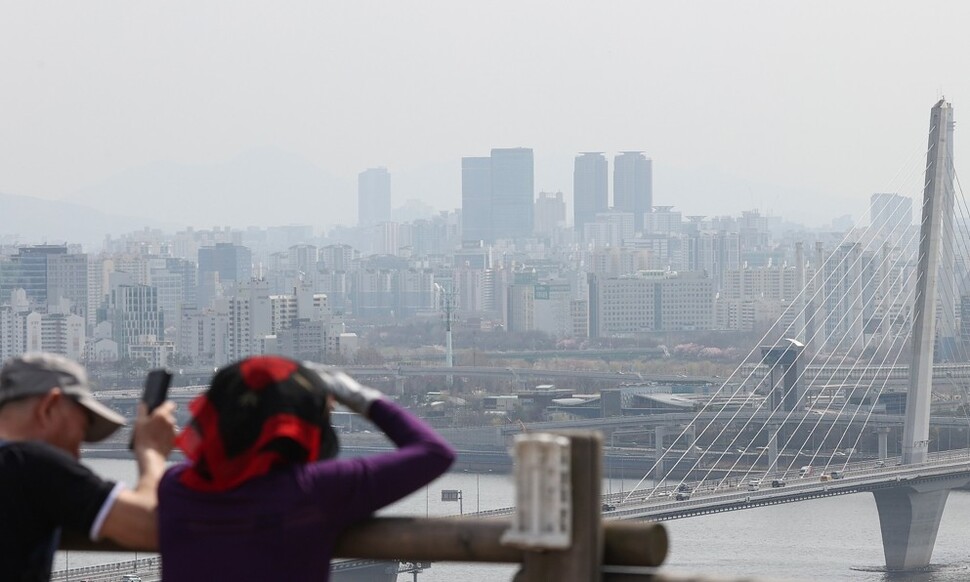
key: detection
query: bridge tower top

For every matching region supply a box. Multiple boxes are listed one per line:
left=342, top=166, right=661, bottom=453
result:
left=903, top=99, right=954, bottom=465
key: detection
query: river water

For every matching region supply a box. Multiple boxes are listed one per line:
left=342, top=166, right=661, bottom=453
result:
left=58, top=459, right=970, bottom=581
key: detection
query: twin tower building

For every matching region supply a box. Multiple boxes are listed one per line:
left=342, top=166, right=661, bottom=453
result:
left=356, top=150, right=653, bottom=244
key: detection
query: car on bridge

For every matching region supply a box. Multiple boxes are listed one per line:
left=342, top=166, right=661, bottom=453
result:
left=746, top=480, right=760, bottom=491
left=771, top=479, right=786, bottom=488
left=601, top=503, right=616, bottom=512
left=830, top=470, right=844, bottom=479
left=675, top=491, right=691, bottom=501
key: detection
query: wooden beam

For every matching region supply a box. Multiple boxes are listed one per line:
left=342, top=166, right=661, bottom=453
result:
left=61, top=517, right=667, bottom=568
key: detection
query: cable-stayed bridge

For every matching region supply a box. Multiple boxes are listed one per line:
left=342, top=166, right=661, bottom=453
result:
left=592, top=99, right=968, bottom=572
left=472, top=449, right=970, bottom=520
left=610, top=450, right=970, bottom=521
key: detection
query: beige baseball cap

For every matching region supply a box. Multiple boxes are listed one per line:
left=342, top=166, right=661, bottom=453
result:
left=0, top=352, right=126, bottom=442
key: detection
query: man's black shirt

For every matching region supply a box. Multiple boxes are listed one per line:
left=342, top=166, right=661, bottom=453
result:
left=0, top=440, right=115, bottom=581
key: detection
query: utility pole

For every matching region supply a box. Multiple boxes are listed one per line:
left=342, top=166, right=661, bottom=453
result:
left=443, top=286, right=454, bottom=386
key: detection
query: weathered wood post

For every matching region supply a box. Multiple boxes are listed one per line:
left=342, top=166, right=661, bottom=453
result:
left=513, top=431, right=603, bottom=582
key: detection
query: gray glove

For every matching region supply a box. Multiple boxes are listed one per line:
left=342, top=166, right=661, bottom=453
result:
left=304, top=363, right=383, bottom=416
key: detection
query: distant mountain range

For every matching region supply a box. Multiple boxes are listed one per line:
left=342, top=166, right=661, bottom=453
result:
left=67, top=147, right=356, bottom=230
left=1, top=148, right=455, bottom=249
left=0, top=190, right=167, bottom=248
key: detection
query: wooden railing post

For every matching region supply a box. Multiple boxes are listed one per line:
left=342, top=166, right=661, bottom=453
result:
left=515, top=431, right=603, bottom=582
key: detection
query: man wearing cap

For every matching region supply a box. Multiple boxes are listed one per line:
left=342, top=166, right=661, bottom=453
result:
left=0, top=352, right=177, bottom=581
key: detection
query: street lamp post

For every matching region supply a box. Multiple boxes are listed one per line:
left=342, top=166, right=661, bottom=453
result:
left=609, top=432, right=618, bottom=495
left=465, top=469, right=482, bottom=514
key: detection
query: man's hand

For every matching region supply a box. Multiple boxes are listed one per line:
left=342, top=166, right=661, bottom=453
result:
left=98, top=400, right=176, bottom=549
left=132, top=401, right=176, bottom=458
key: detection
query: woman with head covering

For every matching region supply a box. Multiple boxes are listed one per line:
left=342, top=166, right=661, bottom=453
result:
left=157, top=356, right=455, bottom=581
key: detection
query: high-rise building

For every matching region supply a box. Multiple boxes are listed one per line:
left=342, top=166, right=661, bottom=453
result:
left=319, top=244, right=357, bottom=272
left=358, top=167, right=392, bottom=228
left=534, top=191, right=566, bottom=236
left=25, top=312, right=85, bottom=360
left=870, top=193, right=912, bottom=244
left=0, top=302, right=30, bottom=362
left=108, top=284, right=163, bottom=355
left=583, top=211, right=635, bottom=249
left=613, top=152, right=653, bottom=233
left=461, top=149, right=535, bottom=243
left=490, top=148, right=534, bottom=240
left=0, top=245, right=88, bottom=319
left=178, top=306, right=230, bottom=367
left=646, top=206, right=683, bottom=236
left=227, top=279, right=272, bottom=360
left=461, top=157, right=492, bottom=243
left=574, top=153, right=608, bottom=233
left=506, top=269, right=537, bottom=333
left=587, top=270, right=714, bottom=337
left=198, top=243, right=252, bottom=284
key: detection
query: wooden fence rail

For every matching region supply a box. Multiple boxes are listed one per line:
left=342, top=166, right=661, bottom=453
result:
left=60, top=431, right=775, bottom=581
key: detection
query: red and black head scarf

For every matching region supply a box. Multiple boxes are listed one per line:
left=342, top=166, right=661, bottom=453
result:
left=177, top=355, right=340, bottom=492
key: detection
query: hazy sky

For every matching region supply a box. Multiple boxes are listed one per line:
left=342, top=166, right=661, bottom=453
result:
left=1, top=1, right=969, bottom=228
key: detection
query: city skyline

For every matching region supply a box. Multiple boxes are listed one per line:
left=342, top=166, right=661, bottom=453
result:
left=1, top=2, right=969, bottom=232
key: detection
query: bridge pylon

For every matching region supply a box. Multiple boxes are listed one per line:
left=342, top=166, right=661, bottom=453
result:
left=873, top=99, right=968, bottom=571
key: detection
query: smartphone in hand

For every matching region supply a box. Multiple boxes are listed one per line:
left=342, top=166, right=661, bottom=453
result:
left=142, top=368, right=173, bottom=413
left=130, top=368, right=173, bottom=450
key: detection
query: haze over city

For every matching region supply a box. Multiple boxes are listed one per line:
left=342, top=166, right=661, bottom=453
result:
left=7, top=4, right=970, bottom=581
left=2, top=1, right=970, bottom=239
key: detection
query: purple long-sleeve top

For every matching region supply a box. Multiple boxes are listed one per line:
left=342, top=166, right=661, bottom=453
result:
left=158, top=399, right=456, bottom=581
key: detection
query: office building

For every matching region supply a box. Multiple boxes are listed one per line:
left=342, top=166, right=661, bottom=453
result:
left=583, top=211, right=635, bottom=249
left=461, top=148, right=535, bottom=243
left=358, top=167, right=392, bottom=228
left=198, top=243, right=252, bottom=284
left=613, top=152, right=653, bottom=233
left=574, top=153, right=609, bottom=233
left=588, top=271, right=714, bottom=336
left=25, top=312, right=85, bottom=360
left=461, top=157, right=492, bottom=243
left=108, top=284, right=163, bottom=355
left=646, top=206, right=683, bottom=236
left=178, top=306, right=231, bottom=367
left=491, top=148, right=534, bottom=240
left=0, top=245, right=88, bottom=319
left=534, top=191, right=566, bottom=236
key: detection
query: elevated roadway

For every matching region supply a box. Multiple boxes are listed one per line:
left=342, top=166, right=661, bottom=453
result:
left=469, top=449, right=970, bottom=522
left=167, top=365, right=721, bottom=386
left=612, top=450, right=970, bottom=521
